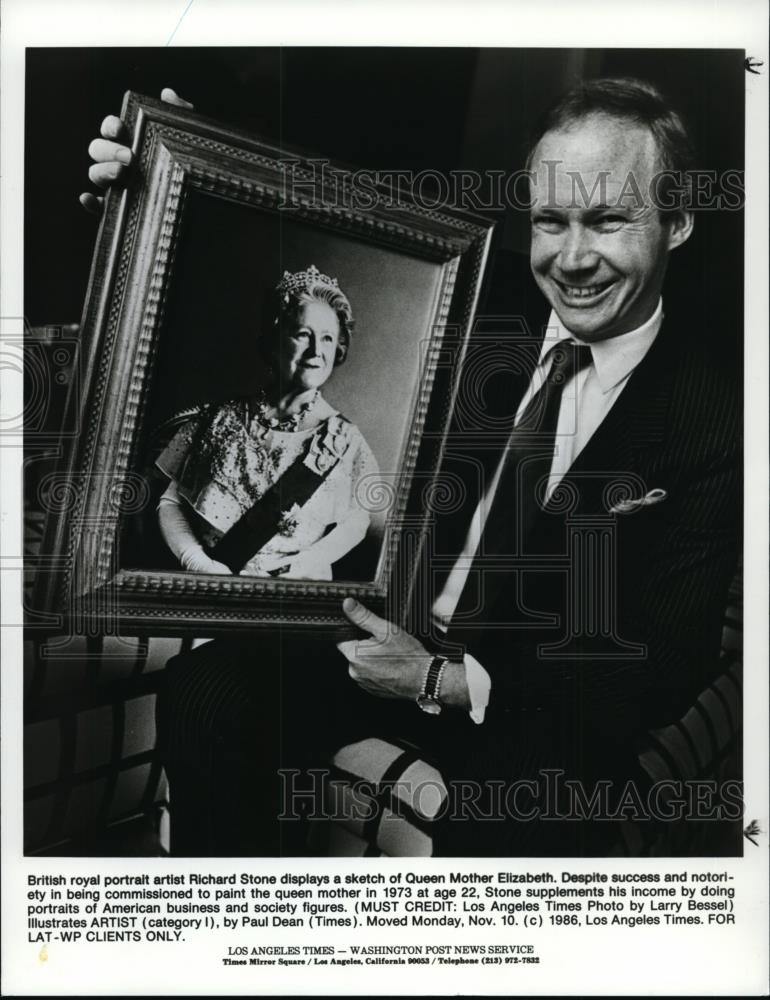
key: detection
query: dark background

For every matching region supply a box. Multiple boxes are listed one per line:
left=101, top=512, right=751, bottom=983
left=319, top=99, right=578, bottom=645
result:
left=25, top=46, right=745, bottom=363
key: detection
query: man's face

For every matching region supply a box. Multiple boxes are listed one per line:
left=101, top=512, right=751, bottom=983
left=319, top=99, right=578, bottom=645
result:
left=529, top=113, right=692, bottom=342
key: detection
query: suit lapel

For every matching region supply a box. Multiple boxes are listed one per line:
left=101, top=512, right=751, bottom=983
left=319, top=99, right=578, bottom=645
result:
left=542, top=317, right=678, bottom=517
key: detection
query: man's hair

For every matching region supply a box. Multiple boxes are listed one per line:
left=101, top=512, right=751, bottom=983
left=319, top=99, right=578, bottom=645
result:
left=525, top=77, right=697, bottom=207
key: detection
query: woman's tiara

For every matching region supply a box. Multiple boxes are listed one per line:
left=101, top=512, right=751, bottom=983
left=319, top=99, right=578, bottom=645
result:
left=276, top=265, right=340, bottom=299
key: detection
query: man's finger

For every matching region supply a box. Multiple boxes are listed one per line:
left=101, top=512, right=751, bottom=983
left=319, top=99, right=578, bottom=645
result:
left=79, top=192, right=104, bottom=216
left=340, top=597, right=392, bottom=640
left=161, top=87, right=194, bottom=109
left=100, top=114, right=127, bottom=141
left=88, top=161, right=127, bottom=189
left=88, top=138, right=132, bottom=165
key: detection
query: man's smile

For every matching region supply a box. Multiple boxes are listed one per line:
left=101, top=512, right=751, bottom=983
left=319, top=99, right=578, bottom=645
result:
left=552, top=277, right=617, bottom=304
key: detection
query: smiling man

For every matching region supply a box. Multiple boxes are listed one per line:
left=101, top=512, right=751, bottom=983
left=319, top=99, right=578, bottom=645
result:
left=511, top=87, right=696, bottom=502
left=339, top=78, right=741, bottom=856
left=529, top=112, right=692, bottom=341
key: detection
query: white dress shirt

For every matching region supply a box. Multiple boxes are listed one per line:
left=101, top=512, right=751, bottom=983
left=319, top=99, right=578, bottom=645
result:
left=435, top=299, right=664, bottom=723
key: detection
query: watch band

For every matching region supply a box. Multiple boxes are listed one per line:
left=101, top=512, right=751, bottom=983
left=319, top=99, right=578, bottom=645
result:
left=417, top=655, right=448, bottom=714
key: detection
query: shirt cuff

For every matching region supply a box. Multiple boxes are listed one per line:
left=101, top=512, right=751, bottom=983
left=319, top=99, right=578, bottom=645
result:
left=463, top=653, right=491, bottom=724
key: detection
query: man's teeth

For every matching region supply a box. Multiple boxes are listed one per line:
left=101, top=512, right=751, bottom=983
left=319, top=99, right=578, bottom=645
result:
left=560, top=282, right=610, bottom=299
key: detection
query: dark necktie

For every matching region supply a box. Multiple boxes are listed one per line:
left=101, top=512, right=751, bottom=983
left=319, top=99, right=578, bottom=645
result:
left=450, top=340, right=593, bottom=622
left=523, top=341, right=593, bottom=428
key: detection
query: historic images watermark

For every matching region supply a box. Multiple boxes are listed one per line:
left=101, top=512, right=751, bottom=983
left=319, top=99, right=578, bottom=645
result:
left=278, top=769, right=744, bottom=825
left=278, top=160, right=745, bottom=214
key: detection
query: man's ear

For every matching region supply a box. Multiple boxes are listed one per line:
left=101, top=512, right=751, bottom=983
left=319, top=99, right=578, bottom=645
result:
left=666, top=209, right=694, bottom=251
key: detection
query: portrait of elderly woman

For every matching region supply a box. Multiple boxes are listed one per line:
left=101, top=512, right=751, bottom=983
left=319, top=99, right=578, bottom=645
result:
left=154, top=265, right=379, bottom=581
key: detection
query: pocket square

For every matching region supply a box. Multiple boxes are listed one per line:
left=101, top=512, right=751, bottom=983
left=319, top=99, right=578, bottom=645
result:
left=608, top=488, right=667, bottom=514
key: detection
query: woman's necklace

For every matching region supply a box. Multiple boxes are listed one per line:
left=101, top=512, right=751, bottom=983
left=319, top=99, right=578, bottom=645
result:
left=253, top=388, right=319, bottom=433
left=245, top=388, right=322, bottom=481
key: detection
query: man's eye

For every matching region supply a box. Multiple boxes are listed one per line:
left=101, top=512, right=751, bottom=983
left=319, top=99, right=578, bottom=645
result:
left=532, top=217, right=564, bottom=232
left=595, top=215, right=625, bottom=230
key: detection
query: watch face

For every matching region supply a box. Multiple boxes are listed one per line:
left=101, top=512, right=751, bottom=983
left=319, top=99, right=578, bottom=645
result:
left=417, top=697, right=442, bottom=715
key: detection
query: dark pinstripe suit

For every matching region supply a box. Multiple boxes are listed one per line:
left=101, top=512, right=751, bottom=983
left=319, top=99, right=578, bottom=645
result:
left=429, top=283, right=742, bottom=856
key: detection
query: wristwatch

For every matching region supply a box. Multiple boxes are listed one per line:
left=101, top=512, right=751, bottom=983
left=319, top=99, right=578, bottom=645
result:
left=416, top=655, right=448, bottom=715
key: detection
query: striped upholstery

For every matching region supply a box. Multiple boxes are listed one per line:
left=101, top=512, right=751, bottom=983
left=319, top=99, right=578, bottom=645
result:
left=22, top=331, right=170, bottom=854
left=24, top=633, right=174, bottom=854
left=24, top=496, right=173, bottom=854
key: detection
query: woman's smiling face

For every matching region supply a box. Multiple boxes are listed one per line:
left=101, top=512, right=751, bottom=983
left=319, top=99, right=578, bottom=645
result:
left=277, top=299, right=341, bottom=392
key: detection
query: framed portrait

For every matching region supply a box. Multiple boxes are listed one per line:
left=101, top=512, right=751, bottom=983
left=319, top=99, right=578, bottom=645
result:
left=33, top=92, right=494, bottom=637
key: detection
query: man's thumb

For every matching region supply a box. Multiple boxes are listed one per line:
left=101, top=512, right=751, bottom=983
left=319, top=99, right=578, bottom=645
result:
left=341, top=597, right=388, bottom=638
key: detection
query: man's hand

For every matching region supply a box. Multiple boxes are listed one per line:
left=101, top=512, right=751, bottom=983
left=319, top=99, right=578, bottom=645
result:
left=337, top=598, right=432, bottom=701
left=79, top=88, right=194, bottom=216
left=338, top=598, right=471, bottom=710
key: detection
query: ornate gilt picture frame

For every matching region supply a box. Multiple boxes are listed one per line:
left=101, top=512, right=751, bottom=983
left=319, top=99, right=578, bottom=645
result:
left=34, top=92, right=494, bottom=637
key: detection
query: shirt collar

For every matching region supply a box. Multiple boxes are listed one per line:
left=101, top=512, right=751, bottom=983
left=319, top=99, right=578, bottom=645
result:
left=540, top=299, right=664, bottom=394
